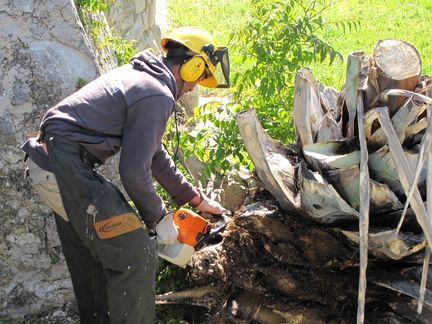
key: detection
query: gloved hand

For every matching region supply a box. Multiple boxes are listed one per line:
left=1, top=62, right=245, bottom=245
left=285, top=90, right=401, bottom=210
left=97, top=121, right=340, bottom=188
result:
left=193, top=193, right=231, bottom=216
left=155, top=212, right=178, bottom=245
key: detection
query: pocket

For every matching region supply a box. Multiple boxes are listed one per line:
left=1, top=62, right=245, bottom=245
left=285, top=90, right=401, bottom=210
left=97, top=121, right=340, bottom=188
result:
left=81, top=138, right=120, bottom=160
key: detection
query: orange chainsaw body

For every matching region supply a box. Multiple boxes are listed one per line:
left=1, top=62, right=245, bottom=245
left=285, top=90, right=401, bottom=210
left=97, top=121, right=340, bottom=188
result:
left=173, top=208, right=212, bottom=247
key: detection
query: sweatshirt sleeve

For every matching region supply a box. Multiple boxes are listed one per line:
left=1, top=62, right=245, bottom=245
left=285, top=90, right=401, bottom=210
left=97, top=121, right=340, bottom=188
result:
left=151, top=145, right=199, bottom=206
left=119, top=95, right=173, bottom=226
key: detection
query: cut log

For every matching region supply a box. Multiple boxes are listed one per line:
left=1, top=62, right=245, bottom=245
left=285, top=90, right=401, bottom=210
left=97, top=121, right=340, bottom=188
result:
left=366, top=39, right=422, bottom=112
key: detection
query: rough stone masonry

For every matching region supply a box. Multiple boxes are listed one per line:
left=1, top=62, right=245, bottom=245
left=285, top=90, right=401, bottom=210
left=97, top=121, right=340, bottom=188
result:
left=0, top=0, right=159, bottom=317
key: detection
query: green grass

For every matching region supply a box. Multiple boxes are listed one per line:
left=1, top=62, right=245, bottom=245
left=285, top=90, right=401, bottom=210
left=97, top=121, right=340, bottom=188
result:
left=312, top=0, right=432, bottom=89
left=167, top=0, right=432, bottom=92
left=165, top=0, right=250, bottom=96
left=164, top=0, right=250, bottom=48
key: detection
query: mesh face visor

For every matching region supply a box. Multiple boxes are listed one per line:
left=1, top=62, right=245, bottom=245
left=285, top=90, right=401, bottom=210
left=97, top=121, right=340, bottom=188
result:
left=213, top=47, right=230, bottom=88
left=203, top=44, right=230, bottom=88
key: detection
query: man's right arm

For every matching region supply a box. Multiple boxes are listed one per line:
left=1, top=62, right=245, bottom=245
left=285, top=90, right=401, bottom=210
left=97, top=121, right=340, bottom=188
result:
left=119, top=95, right=173, bottom=228
left=151, top=146, right=199, bottom=206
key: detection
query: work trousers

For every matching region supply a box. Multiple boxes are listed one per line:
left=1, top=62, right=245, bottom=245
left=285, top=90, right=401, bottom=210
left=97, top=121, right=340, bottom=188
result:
left=43, top=134, right=157, bottom=324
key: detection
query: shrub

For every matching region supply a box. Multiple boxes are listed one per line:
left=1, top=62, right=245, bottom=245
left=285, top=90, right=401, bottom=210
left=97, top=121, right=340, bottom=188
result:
left=180, top=0, right=343, bottom=178
left=179, top=102, right=252, bottom=183
left=232, top=0, right=343, bottom=143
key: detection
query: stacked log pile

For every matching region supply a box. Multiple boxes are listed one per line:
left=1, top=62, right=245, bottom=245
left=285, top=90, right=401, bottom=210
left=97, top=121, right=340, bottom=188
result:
left=157, top=40, right=432, bottom=323
left=290, top=39, right=432, bottom=262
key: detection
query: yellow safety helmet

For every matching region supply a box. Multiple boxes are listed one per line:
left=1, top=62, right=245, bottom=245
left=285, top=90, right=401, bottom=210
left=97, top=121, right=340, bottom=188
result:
left=161, top=26, right=230, bottom=88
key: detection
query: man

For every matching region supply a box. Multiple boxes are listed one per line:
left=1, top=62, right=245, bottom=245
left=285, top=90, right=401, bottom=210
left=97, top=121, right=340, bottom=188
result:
left=22, top=26, right=230, bottom=323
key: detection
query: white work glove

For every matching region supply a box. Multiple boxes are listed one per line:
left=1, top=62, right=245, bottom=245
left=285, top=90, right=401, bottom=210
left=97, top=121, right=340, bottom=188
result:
left=194, top=193, right=231, bottom=216
left=155, top=212, right=178, bottom=245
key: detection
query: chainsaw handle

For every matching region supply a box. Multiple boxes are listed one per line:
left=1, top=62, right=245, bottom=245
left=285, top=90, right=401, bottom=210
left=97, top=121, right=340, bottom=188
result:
left=219, top=213, right=231, bottom=223
left=202, top=211, right=231, bottom=223
left=194, top=213, right=231, bottom=251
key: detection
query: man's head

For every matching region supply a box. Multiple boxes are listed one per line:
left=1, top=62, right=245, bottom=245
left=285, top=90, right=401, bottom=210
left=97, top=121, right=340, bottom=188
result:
left=161, top=26, right=230, bottom=96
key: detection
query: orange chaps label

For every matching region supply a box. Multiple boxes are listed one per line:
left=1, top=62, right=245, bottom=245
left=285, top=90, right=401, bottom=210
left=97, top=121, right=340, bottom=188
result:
left=93, top=213, right=143, bottom=239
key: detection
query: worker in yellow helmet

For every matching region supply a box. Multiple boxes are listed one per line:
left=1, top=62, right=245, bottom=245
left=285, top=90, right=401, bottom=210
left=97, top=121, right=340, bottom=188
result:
left=161, top=26, right=230, bottom=89
left=22, top=26, right=230, bottom=324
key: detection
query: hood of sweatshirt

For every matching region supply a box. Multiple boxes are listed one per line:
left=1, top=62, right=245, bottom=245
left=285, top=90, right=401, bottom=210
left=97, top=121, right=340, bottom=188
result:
left=130, top=50, right=179, bottom=100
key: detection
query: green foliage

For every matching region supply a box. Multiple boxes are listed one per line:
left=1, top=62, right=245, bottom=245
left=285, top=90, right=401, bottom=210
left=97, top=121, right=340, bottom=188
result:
left=180, top=101, right=252, bottom=182
left=156, top=260, right=209, bottom=322
left=232, top=0, right=342, bottom=143
left=174, top=0, right=344, bottom=177
left=50, top=254, right=60, bottom=265
left=153, top=181, right=179, bottom=212
left=0, top=317, right=21, bottom=324
left=75, top=0, right=109, bottom=12
left=76, top=77, right=88, bottom=89
left=156, top=261, right=191, bottom=293
left=100, top=35, right=138, bottom=66
left=75, top=0, right=138, bottom=66
left=166, top=0, right=250, bottom=97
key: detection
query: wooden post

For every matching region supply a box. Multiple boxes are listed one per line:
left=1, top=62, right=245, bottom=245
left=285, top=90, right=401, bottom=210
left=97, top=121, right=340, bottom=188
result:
left=418, top=106, right=431, bottom=314
left=347, top=52, right=370, bottom=324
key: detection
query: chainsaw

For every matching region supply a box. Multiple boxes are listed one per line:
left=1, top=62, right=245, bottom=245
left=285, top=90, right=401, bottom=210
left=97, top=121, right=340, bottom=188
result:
left=157, top=208, right=229, bottom=267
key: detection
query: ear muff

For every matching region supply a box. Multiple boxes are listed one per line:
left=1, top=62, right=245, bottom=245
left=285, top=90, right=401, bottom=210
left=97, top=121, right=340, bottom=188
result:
left=179, top=56, right=206, bottom=82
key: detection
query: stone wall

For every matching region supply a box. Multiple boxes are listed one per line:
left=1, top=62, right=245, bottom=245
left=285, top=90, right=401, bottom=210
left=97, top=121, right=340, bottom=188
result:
left=107, top=0, right=161, bottom=51
left=0, top=0, right=160, bottom=317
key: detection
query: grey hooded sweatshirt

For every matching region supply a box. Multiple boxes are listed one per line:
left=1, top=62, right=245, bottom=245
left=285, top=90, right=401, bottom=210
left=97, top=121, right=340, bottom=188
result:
left=22, top=50, right=199, bottom=227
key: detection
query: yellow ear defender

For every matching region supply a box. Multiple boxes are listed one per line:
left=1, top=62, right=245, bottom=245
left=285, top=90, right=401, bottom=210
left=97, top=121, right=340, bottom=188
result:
left=179, top=56, right=206, bottom=82
left=162, top=27, right=230, bottom=87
